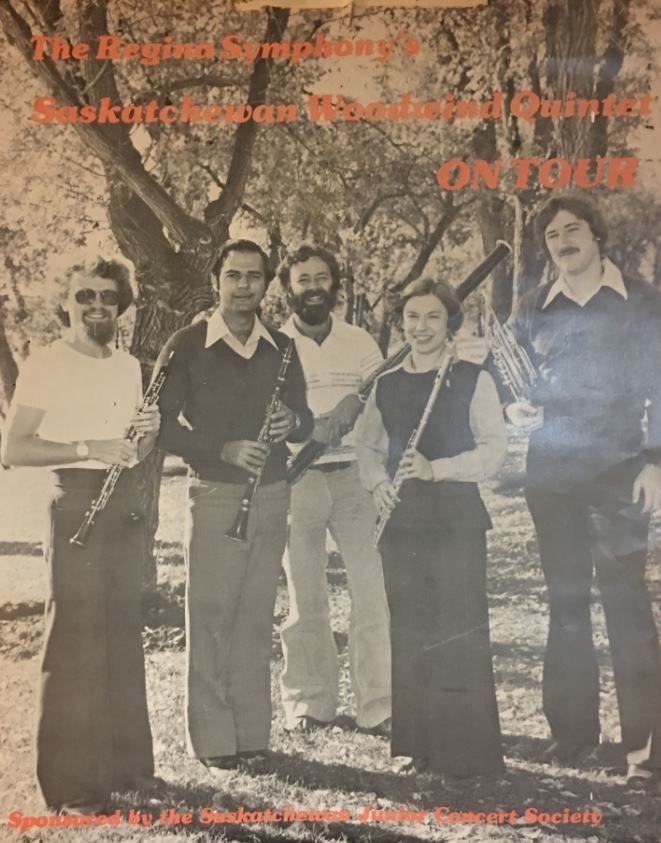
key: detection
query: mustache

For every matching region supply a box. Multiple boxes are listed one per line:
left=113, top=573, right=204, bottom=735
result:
left=558, top=247, right=580, bottom=257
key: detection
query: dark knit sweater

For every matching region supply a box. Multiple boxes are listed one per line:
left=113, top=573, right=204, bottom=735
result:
left=510, top=274, right=661, bottom=490
left=155, top=320, right=312, bottom=484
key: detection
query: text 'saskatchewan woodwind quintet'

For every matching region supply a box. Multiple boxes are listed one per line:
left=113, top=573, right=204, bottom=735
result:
left=1, top=0, right=661, bottom=840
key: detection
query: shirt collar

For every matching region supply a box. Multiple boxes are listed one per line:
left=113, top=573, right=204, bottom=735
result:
left=204, top=309, right=278, bottom=351
left=543, top=258, right=628, bottom=308
left=282, top=314, right=336, bottom=341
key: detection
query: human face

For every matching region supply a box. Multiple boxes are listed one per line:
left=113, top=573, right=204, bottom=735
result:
left=543, top=210, right=601, bottom=278
left=217, top=250, right=267, bottom=318
left=288, top=256, right=336, bottom=326
left=66, top=271, right=119, bottom=346
left=403, top=294, right=449, bottom=358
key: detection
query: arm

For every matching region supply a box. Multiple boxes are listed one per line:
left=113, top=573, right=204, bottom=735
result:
left=355, top=388, right=398, bottom=516
left=633, top=305, right=661, bottom=513
left=154, top=330, right=221, bottom=465
left=355, top=388, right=391, bottom=493
left=2, top=404, right=137, bottom=467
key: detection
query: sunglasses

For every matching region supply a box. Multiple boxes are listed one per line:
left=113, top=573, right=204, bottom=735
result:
left=74, top=288, right=120, bottom=306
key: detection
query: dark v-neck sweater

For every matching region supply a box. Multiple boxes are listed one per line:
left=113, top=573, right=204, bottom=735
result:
left=155, top=320, right=313, bottom=484
left=510, top=274, right=661, bottom=490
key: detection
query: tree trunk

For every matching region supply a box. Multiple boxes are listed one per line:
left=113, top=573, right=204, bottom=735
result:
left=0, top=307, right=18, bottom=415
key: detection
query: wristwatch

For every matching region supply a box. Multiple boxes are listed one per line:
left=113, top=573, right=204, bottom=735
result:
left=75, top=441, right=90, bottom=459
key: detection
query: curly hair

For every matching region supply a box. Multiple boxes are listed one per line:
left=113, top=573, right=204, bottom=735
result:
left=56, top=256, right=134, bottom=326
left=277, top=244, right=341, bottom=293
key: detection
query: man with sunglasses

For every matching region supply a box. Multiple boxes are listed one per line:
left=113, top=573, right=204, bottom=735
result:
left=2, top=256, right=162, bottom=815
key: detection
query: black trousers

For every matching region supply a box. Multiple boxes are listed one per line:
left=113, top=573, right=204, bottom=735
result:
left=526, top=462, right=661, bottom=759
left=37, top=469, right=154, bottom=808
left=380, top=520, right=503, bottom=776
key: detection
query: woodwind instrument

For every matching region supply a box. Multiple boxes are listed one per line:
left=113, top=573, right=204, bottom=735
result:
left=225, top=339, right=295, bottom=542
left=371, top=344, right=454, bottom=548
left=70, top=351, right=173, bottom=548
left=286, top=241, right=513, bottom=485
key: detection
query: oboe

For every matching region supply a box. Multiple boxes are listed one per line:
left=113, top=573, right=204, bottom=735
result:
left=225, top=339, right=295, bottom=542
left=69, top=351, right=172, bottom=548
left=372, top=345, right=454, bottom=548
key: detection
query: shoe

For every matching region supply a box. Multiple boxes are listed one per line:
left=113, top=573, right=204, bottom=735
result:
left=392, top=756, right=428, bottom=774
left=238, top=750, right=271, bottom=769
left=120, top=775, right=167, bottom=796
left=626, top=764, right=658, bottom=790
left=287, top=715, right=332, bottom=733
left=200, top=755, right=239, bottom=770
left=441, top=772, right=481, bottom=792
left=56, top=801, right=106, bottom=816
left=542, top=741, right=597, bottom=765
left=369, top=717, right=392, bottom=738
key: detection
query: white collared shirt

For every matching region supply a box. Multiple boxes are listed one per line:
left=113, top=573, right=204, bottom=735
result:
left=543, top=258, right=628, bottom=308
left=204, top=309, right=278, bottom=359
left=281, top=315, right=383, bottom=463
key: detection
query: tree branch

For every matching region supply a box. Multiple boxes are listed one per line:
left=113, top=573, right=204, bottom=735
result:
left=204, top=6, right=290, bottom=238
left=0, top=0, right=210, bottom=251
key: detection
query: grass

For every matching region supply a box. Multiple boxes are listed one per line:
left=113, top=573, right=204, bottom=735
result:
left=2, top=444, right=661, bottom=842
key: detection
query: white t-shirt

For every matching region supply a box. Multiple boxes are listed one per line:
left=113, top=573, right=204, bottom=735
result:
left=281, top=316, right=383, bottom=463
left=12, top=339, right=143, bottom=469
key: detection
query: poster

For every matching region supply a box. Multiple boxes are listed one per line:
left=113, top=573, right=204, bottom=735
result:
left=1, top=0, right=660, bottom=840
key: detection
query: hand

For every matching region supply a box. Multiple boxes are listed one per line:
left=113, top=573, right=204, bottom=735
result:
left=397, top=447, right=434, bottom=481
left=86, top=438, right=138, bottom=467
left=312, top=416, right=343, bottom=448
left=221, top=440, right=269, bottom=473
left=269, top=403, right=298, bottom=443
left=373, top=479, right=398, bottom=517
left=129, top=404, right=161, bottom=438
left=455, top=335, right=489, bottom=365
left=505, top=401, right=544, bottom=432
left=633, top=464, right=661, bottom=514
left=329, top=394, right=363, bottom=435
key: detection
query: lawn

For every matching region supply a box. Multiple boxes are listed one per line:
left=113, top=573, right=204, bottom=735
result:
left=2, top=442, right=661, bottom=842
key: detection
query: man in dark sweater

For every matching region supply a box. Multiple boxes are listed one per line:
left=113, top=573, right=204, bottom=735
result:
left=154, top=239, right=312, bottom=770
left=508, top=196, right=661, bottom=787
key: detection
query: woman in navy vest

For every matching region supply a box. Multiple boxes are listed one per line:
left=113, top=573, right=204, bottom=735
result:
left=357, top=277, right=506, bottom=782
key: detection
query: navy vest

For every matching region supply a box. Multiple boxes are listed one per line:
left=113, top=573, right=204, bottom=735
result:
left=375, top=360, right=491, bottom=533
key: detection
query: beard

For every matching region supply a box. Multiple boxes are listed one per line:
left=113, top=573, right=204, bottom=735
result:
left=83, top=314, right=116, bottom=346
left=290, top=288, right=336, bottom=326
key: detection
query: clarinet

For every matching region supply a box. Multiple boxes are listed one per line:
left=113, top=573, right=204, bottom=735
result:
left=371, top=344, right=454, bottom=548
left=225, top=339, right=295, bottom=542
left=286, top=241, right=512, bottom=485
left=69, top=351, right=173, bottom=548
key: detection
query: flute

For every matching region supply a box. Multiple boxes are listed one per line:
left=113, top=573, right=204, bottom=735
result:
left=371, top=344, right=454, bottom=548
left=69, top=352, right=172, bottom=547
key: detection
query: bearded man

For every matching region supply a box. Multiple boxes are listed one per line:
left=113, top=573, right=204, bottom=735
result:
left=278, top=244, right=391, bottom=735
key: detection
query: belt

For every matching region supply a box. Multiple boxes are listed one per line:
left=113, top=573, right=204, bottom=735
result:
left=308, top=461, right=353, bottom=473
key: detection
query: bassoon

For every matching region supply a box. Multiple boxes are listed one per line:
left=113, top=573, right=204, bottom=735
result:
left=286, top=241, right=512, bottom=484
